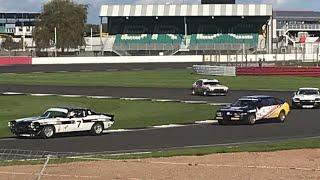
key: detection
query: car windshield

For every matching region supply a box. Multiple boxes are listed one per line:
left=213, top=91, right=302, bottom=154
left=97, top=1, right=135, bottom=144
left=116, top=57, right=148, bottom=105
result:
left=40, top=111, right=68, bottom=118
left=204, top=82, right=219, bottom=86
left=232, top=99, right=258, bottom=107
left=297, top=90, right=319, bottom=95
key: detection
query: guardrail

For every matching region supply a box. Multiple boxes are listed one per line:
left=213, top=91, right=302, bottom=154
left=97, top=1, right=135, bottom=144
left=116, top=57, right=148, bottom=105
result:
left=192, top=65, right=236, bottom=76
left=0, top=57, right=32, bottom=65
left=236, top=66, right=320, bottom=77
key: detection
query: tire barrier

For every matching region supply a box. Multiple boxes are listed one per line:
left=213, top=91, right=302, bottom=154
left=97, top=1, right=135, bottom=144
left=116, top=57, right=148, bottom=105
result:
left=192, top=65, right=236, bottom=76
left=0, top=57, right=32, bottom=65
left=236, top=66, right=320, bottom=77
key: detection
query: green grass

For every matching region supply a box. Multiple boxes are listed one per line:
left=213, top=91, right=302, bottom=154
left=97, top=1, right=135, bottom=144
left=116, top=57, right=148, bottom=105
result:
left=0, top=95, right=216, bottom=137
left=1, top=69, right=320, bottom=90
left=94, top=138, right=320, bottom=159
left=1, top=138, right=319, bottom=166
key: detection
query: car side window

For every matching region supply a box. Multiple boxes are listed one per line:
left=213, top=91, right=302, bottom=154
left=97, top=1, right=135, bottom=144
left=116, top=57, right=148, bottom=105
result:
left=72, top=110, right=85, bottom=118
left=268, top=98, right=278, bottom=106
left=260, top=99, right=269, bottom=106
left=275, top=98, right=284, bottom=104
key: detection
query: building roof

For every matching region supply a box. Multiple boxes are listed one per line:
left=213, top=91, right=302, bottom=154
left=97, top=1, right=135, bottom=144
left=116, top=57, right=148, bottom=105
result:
left=100, top=4, right=272, bottom=17
left=0, top=13, right=40, bottom=19
left=273, top=11, right=320, bottom=21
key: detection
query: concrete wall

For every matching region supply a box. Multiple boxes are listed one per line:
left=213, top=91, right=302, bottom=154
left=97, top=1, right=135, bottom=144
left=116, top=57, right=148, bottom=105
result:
left=32, top=55, right=203, bottom=64
left=15, top=53, right=320, bottom=65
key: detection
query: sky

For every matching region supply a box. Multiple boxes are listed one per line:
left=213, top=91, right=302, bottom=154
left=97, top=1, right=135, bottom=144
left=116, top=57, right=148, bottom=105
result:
left=0, top=0, right=319, bottom=24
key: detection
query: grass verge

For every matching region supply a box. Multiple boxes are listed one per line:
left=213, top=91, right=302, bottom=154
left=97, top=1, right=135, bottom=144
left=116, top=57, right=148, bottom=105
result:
left=1, top=138, right=319, bottom=166
left=94, top=137, right=320, bottom=159
left=0, top=69, right=319, bottom=90
left=0, top=95, right=216, bottom=137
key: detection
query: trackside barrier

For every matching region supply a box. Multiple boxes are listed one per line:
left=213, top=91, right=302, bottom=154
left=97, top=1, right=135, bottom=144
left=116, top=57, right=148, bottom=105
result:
left=236, top=66, right=320, bottom=77
left=0, top=57, right=32, bottom=65
left=192, top=65, right=236, bottom=76
left=32, top=56, right=203, bottom=64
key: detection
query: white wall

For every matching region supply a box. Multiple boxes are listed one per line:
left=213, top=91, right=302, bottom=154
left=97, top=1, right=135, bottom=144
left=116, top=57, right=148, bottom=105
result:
left=32, top=55, right=204, bottom=64
left=32, top=53, right=320, bottom=65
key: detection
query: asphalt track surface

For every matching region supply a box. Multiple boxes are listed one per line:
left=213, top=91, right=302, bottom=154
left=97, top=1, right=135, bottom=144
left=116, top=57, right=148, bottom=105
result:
left=0, top=63, right=319, bottom=153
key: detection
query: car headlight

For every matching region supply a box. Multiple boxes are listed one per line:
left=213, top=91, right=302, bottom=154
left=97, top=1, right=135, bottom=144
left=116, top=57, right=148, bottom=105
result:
left=315, top=98, right=320, bottom=102
left=240, top=112, right=247, bottom=116
left=216, top=112, right=222, bottom=116
left=8, top=122, right=13, bottom=127
left=28, top=122, right=40, bottom=129
left=293, top=98, right=300, bottom=102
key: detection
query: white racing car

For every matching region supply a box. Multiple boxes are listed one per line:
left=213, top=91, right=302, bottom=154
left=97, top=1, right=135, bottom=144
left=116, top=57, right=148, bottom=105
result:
left=191, top=79, right=229, bottom=96
left=8, top=106, right=115, bottom=138
left=292, top=88, right=320, bottom=109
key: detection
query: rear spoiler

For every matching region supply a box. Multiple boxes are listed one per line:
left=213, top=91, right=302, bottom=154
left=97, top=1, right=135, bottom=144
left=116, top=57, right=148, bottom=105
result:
left=103, top=113, right=115, bottom=121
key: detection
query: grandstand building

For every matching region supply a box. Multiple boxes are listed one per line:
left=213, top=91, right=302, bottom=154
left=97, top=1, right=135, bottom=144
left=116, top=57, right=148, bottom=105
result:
left=273, top=11, right=320, bottom=54
left=99, top=4, right=273, bottom=56
left=0, top=13, right=39, bottom=37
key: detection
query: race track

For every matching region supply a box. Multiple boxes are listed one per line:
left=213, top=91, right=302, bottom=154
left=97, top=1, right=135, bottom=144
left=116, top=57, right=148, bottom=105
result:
left=0, top=63, right=319, bottom=153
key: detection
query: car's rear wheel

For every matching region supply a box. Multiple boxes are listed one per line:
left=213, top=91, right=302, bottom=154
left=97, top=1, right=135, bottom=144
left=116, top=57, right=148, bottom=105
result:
left=40, top=125, right=55, bottom=139
left=203, top=91, right=208, bottom=96
left=91, top=122, right=104, bottom=136
left=277, top=110, right=286, bottom=123
left=246, top=114, right=256, bottom=125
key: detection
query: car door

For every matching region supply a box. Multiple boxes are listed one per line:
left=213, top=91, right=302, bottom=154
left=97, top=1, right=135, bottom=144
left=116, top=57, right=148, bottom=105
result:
left=256, top=98, right=280, bottom=120
left=255, top=98, right=272, bottom=120
left=57, top=110, right=84, bottom=133
left=196, top=80, right=203, bottom=94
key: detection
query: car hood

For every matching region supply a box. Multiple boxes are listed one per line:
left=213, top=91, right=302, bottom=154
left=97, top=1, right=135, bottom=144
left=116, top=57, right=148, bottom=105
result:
left=14, top=116, right=48, bottom=123
left=205, top=85, right=228, bottom=89
left=293, top=94, right=320, bottom=100
left=219, top=106, right=252, bottom=112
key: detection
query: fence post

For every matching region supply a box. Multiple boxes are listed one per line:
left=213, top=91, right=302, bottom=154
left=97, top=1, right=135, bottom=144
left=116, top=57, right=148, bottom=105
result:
left=37, top=154, right=52, bottom=180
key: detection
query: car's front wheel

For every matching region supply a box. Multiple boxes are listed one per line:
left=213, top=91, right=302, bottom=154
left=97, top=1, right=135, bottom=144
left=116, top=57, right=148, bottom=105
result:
left=218, top=119, right=227, bottom=125
left=191, top=89, right=196, bottom=95
left=40, top=125, right=55, bottom=139
left=277, top=110, right=286, bottom=123
left=91, top=122, right=104, bottom=136
left=246, top=114, right=256, bottom=125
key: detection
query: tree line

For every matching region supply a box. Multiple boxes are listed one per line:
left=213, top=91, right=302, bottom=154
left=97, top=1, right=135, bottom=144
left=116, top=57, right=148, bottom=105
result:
left=0, top=0, right=88, bottom=53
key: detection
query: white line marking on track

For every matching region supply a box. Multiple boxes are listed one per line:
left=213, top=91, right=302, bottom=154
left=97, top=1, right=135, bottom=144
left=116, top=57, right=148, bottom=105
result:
left=87, top=96, right=119, bottom=99
left=195, top=120, right=217, bottom=124
left=54, top=71, right=68, bottom=73
left=120, top=98, right=151, bottom=101
left=105, top=69, right=119, bottom=71
left=29, top=93, right=56, bottom=96
left=152, top=124, right=188, bottom=128
left=151, top=99, right=181, bottom=102
left=182, top=101, right=208, bottom=104
left=58, top=94, right=83, bottom=98
left=1, top=92, right=24, bottom=95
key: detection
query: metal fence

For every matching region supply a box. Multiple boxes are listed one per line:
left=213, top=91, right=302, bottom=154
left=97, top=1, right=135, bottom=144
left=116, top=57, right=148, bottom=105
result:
left=0, top=149, right=144, bottom=180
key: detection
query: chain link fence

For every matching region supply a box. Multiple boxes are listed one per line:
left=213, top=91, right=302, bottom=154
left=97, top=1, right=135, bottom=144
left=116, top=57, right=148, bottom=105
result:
left=0, top=149, right=146, bottom=180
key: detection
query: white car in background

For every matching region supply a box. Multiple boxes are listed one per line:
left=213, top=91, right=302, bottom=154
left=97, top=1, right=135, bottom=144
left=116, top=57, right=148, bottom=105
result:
left=191, top=79, right=229, bottom=96
left=8, top=106, right=115, bottom=138
left=292, top=88, right=320, bottom=109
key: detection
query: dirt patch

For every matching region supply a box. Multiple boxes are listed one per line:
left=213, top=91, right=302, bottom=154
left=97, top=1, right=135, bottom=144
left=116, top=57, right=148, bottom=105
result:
left=0, top=149, right=319, bottom=180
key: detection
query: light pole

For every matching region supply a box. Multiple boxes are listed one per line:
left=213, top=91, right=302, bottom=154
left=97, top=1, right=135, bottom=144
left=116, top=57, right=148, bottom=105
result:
left=54, top=27, right=57, bottom=57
